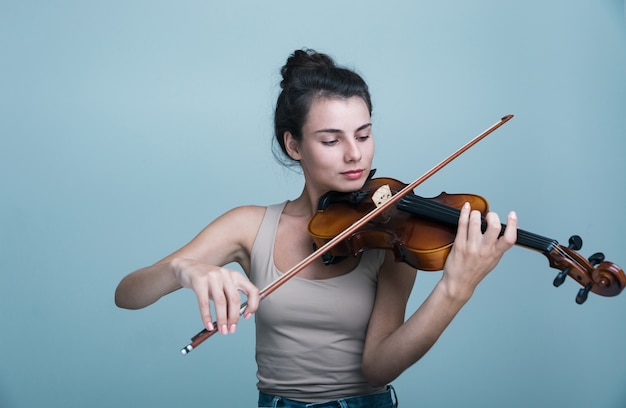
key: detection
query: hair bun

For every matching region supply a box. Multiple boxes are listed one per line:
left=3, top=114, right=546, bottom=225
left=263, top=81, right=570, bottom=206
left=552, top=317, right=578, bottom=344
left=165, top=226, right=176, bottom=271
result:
left=280, top=49, right=335, bottom=89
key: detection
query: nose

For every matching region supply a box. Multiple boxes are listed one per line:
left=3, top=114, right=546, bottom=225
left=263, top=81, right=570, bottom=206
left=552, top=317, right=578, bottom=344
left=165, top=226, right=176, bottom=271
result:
left=344, top=138, right=362, bottom=162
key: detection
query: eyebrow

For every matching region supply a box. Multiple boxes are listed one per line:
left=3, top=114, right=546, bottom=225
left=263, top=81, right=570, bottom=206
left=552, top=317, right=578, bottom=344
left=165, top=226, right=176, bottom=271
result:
left=313, top=123, right=372, bottom=134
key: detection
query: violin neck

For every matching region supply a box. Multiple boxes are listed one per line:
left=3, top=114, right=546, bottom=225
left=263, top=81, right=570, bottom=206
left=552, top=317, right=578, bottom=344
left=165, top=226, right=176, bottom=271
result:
left=397, top=194, right=559, bottom=254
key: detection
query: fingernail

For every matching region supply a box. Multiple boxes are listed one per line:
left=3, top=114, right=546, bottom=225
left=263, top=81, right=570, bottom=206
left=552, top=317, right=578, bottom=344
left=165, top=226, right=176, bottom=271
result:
left=207, top=322, right=215, bottom=332
left=220, top=324, right=228, bottom=335
left=229, top=324, right=237, bottom=334
left=244, top=313, right=252, bottom=320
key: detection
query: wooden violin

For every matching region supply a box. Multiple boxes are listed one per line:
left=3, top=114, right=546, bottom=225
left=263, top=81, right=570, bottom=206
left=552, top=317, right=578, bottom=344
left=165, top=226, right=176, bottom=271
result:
left=309, top=173, right=625, bottom=304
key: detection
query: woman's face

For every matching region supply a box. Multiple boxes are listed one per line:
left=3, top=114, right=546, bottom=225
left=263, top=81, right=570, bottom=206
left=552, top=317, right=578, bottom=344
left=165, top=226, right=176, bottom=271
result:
left=286, top=96, right=374, bottom=196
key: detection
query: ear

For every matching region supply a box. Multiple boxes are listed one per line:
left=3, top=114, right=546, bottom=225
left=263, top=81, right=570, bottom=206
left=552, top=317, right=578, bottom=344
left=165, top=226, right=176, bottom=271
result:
left=284, top=131, right=302, bottom=161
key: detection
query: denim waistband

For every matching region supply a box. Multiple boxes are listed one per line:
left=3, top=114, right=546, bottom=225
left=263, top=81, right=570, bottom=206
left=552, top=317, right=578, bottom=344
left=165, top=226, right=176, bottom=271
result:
left=258, top=385, right=398, bottom=408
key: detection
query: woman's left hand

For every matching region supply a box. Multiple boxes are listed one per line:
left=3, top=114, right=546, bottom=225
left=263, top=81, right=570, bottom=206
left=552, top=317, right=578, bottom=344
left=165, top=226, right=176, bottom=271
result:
left=442, top=202, right=518, bottom=301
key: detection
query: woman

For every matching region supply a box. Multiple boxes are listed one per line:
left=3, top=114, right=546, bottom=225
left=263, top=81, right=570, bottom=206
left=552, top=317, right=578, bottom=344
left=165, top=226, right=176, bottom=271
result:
left=115, top=49, right=518, bottom=407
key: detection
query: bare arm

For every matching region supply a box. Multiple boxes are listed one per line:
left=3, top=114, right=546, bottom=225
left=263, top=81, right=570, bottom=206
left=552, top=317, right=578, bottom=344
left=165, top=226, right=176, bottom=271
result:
left=114, top=205, right=265, bottom=334
left=362, top=203, right=517, bottom=386
left=114, top=260, right=184, bottom=309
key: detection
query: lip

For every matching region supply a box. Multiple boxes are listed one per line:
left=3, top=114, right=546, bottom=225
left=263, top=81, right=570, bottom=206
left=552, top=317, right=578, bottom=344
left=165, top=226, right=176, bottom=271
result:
left=341, top=169, right=365, bottom=180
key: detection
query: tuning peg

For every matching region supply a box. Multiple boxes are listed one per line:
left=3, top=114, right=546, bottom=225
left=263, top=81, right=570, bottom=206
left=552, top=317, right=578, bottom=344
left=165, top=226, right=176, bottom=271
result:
left=568, top=235, right=583, bottom=250
left=554, top=236, right=585, bottom=288
left=576, top=284, right=592, bottom=304
left=569, top=253, right=605, bottom=303
left=553, top=268, right=569, bottom=287
left=588, top=252, right=605, bottom=266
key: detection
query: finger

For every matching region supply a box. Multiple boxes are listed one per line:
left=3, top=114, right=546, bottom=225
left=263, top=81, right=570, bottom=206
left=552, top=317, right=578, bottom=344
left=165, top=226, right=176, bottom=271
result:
left=454, top=202, right=471, bottom=247
left=195, top=285, right=215, bottom=332
left=466, top=208, right=486, bottom=245
left=481, top=211, right=502, bottom=242
left=238, top=279, right=261, bottom=319
left=224, top=273, right=242, bottom=334
left=209, top=271, right=229, bottom=335
left=498, top=211, right=518, bottom=249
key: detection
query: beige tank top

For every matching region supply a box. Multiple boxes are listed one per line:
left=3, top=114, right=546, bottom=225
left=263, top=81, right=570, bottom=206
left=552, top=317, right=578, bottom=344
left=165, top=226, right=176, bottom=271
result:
left=250, top=202, right=386, bottom=402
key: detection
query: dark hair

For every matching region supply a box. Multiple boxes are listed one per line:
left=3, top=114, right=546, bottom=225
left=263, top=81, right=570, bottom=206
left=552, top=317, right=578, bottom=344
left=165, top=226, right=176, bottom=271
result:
left=273, top=49, right=372, bottom=166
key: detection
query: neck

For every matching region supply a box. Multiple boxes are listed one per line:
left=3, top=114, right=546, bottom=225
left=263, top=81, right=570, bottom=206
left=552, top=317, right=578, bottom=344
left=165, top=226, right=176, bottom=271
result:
left=285, top=184, right=321, bottom=218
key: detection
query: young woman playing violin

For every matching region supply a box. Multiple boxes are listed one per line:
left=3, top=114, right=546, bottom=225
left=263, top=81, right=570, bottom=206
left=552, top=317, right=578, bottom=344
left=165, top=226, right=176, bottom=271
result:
left=115, top=49, right=518, bottom=407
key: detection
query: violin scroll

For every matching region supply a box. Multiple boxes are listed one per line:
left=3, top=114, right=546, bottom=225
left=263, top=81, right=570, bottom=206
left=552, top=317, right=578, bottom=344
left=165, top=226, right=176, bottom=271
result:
left=547, top=236, right=625, bottom=304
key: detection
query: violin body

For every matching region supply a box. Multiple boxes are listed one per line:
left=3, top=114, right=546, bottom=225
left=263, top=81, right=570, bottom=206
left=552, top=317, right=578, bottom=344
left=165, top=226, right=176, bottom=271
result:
left=308, top=177, right=488, bottom=271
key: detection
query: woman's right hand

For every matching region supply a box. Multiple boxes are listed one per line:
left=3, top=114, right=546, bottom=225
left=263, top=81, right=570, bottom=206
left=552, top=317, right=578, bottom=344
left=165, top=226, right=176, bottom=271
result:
left=171, top=257, right=260, bottom=335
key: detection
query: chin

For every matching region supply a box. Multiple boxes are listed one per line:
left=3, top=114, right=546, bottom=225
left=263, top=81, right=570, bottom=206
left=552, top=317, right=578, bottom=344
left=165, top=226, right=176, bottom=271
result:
left=337, top=178, right=368, bottom=193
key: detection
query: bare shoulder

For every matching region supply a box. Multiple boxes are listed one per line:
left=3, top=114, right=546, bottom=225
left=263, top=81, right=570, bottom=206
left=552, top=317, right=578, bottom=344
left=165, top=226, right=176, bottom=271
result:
left=216, top=205, right=267, bottom=240
left=201, top=204, right=267, bottom=257
left=160, top=205, right=268, bottom=272
left=219, top=204, right=267, bottom=222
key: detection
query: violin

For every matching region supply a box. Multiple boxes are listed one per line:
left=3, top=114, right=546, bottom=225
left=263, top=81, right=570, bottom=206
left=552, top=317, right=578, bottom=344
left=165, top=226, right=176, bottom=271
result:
left=309, top=173, right=626, bottom=304
left=180, top=114, right=625, bottom=355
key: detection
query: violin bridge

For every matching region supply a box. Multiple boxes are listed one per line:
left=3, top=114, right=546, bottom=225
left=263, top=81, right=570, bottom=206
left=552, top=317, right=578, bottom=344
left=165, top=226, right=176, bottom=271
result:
left=372, top=184, right=393, bottom=208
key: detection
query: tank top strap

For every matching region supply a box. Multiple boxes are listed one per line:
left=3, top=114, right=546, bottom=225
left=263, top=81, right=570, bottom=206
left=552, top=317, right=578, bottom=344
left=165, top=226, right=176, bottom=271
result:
left=250, top=201, right=287, bottom=284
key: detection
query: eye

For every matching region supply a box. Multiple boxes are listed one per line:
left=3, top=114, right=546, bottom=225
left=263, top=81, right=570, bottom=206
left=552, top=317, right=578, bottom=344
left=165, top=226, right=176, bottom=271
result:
left=321, top=140, right=338, bottom=146
left=356, top=134, right=370, bottom=142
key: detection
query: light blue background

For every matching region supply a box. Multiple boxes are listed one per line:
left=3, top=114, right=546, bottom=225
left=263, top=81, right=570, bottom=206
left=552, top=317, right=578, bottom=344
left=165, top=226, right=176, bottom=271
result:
left=1, top=1, right=625, bottom=407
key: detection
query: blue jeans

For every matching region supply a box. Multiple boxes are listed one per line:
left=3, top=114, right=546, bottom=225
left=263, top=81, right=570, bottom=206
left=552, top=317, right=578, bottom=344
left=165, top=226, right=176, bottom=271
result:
left=258, top=385, right=398, bottom=408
